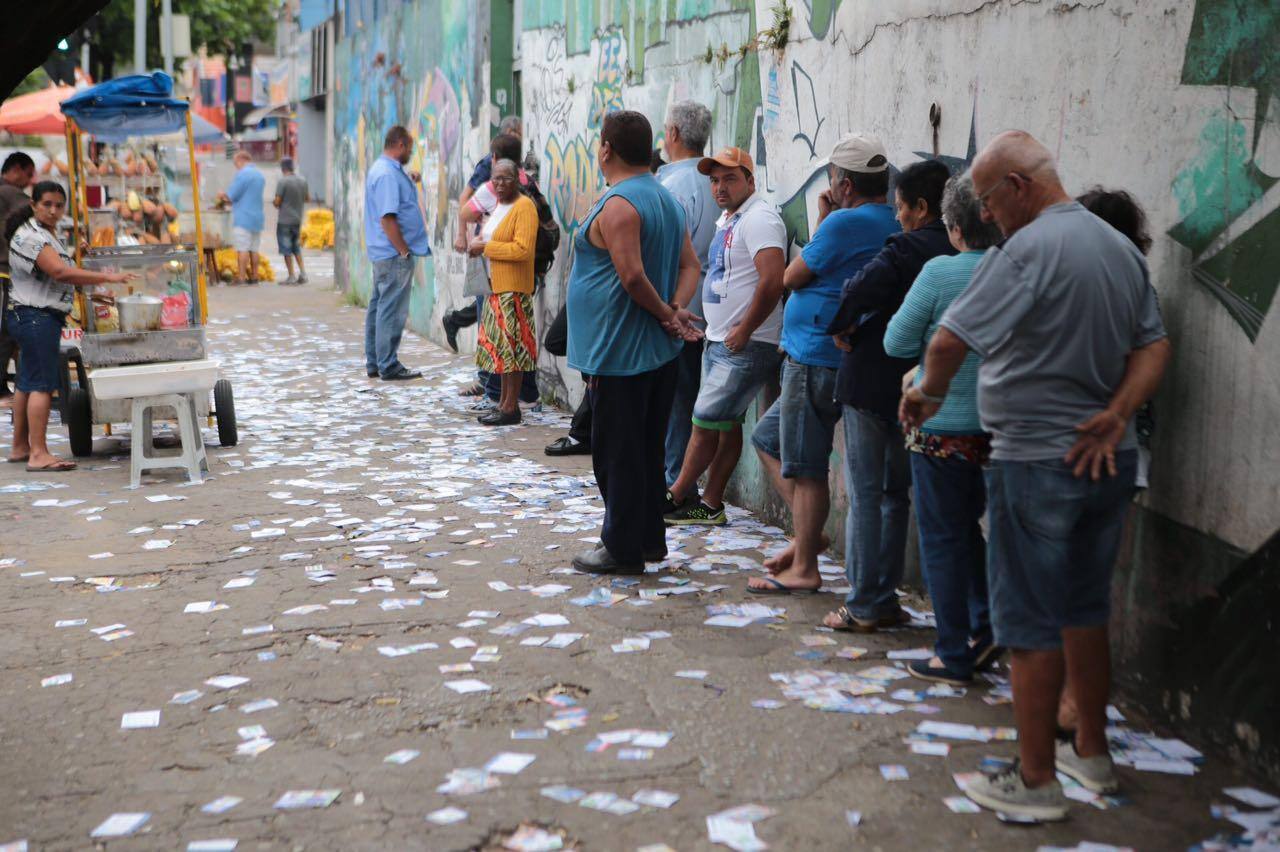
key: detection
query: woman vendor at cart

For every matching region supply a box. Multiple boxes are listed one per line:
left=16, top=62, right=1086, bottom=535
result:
left=5, top=181, right=136, bottom=472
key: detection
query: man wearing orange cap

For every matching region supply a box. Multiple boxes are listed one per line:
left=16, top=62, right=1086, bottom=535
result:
left=663, top=146, right=785, bottom=526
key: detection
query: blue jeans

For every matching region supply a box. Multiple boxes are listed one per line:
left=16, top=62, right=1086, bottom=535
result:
left=751, top=358, right=841, bottom=479
left=842, top=407, right=912, bottom=620
left=6, top=305, right=65, bottom=393
left=364, top=256, right=415, bottom=377
left=664, top=339, right=702, bottom=486
left=692, top=340, right=781, bottom=429
left=985, top=452, right=1136, bottom=650
left=911, top=451, right=990, bottom=674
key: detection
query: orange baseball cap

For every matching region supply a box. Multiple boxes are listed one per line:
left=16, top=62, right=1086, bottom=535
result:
left=697, top=146, right=755, bottom=175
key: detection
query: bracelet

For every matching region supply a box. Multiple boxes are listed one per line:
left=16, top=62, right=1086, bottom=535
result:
left=917, top=387, right=946, bottom=404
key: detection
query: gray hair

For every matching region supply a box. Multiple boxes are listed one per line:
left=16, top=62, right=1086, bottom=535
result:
left=492, top=158, right=519, bottom=176
left=942, top=172, right=1002, bottom=250
left=498, top=115, right=523, bottom=136
left=666, top=100, right=712, bottom=154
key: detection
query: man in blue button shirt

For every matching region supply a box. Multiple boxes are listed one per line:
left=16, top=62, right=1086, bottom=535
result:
left=364, top=125, right=431, bottom=381
left=218, top=151, right=265, bottom=285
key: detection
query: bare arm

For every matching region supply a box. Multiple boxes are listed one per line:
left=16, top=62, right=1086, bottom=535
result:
left=672, top=232, right=700, bottom=309
left=595, top=197, right=675, bottom=323
left=1065, top=337, right=1172, bottom=479
left=380, top=214, right=411, bottom=256
left=899, top=326, right=970, bottom=427
left=455, top=199, right=481, bottom=250
left=35, top=245, right=134, bottom=288
left=724, top=247, right=784, bottom=350
left=783, top=254, right=816, bottom=291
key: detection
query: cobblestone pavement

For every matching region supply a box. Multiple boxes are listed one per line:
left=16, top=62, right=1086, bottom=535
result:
left=0, top=256, right=1246, bottom=850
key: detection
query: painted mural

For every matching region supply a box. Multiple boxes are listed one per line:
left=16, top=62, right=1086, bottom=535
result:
left=1169, top=0, right=1280, bottom=342
left=331, top=0, right=486, bottom=332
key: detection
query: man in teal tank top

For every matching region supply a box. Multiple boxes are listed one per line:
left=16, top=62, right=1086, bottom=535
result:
left=566, top=110, right=703, bottom=574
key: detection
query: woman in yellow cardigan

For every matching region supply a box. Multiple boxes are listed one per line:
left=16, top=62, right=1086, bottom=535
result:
left=467, top=159, right=539, bottom=426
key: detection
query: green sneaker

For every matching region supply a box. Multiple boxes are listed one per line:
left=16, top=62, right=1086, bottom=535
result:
left=664, top=500, right=727, bottom=526
left=662, top=489, right=697, bottom=516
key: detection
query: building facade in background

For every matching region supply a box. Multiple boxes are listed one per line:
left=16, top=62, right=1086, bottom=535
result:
left=292, top=0, right=1280, bottom=780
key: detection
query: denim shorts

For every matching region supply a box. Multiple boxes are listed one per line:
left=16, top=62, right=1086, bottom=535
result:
left=984, top=451, right=1137, bottom=650
left=691, top=340, right=782, bottom=430
left=277, top=224, right=301, bottom=255
left=750, top=357, right=841, bottom=479
left=6, top=305, right=65, bottom=393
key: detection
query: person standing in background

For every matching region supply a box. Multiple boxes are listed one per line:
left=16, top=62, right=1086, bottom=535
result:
left=273, top=157, right=310, bottom=286
left=218, top=150, right=265, bottom=286
left=657, top=100, right=719, bottom=505
left=363, top=126, right=430, bottom=382
left=0, top=151, right=35, bottom=407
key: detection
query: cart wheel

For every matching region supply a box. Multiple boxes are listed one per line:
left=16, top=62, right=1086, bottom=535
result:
left=214, top=379, right=238, bottom=447
left=67, top=387, right=93, bottom=457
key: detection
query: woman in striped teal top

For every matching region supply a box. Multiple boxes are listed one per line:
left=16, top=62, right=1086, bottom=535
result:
left=883, top=173, right=1003, bottom=687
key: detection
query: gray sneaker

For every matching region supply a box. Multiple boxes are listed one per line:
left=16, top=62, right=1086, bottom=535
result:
left=1055, top=739, right=1119, bottom=794
left=296, top=272, right=308, bottom=284
left=963, top=760, right=1068, bottom=821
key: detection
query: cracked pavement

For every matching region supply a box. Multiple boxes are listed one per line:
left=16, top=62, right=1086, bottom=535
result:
left=0, top=253, right=1239, bottom=849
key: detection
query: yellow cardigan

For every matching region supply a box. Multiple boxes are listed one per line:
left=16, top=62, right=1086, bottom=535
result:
left=483, top=194, right=538, bottom=295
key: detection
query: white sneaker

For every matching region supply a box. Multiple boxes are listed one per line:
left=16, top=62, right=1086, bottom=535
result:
left=281, top=275, right=297, bottom=286
left=296, top=272, right=308, bottom=284
left=963, top=760, right=1069, bottom=821
left=1055, top=739, right=1120, bottom=794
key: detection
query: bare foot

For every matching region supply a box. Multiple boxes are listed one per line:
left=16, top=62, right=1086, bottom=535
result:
left=765, top=533, right=831, bottom=575
left=750, top=565, right=820, bottom=593
left=25, top=451, right=76, bottom=471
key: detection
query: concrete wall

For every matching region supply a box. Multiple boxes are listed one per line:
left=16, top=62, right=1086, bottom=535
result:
left=330, top=0, right=1280, bottom=778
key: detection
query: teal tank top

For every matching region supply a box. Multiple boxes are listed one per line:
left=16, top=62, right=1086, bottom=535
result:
left=566, top=173, right=685, bottom=377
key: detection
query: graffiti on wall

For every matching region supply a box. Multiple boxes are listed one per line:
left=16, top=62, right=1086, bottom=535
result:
left=332, top=0, right=482, bottom=333
left=1169, top=0, right=1280, bottom=341
left=543, top=134, right=601, bottom=233
left=588, top=31, right=626, bottom=129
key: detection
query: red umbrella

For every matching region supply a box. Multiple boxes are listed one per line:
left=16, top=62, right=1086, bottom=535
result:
left=0, top=84, right=77, bottom=135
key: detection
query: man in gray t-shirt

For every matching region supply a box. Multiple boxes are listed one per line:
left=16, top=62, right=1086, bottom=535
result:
left=900, top=131, right=1171, bottom=821
left=273, top=157, right=310, bottom=285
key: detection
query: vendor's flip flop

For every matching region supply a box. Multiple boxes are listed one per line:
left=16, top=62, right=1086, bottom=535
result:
left=746, top=577, right=820, bottom=596
left=26, top=460, right=77, bottom=472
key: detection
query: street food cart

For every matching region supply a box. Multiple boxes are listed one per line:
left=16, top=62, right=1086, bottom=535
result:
left=57, top=73, right=236, bottom=457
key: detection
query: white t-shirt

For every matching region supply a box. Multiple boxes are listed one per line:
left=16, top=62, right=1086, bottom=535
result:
left=702, top=194, right=786, bottom=344
left=8, top=219, right=74, bottom=312
left=480, top=201, right=515, bottom=277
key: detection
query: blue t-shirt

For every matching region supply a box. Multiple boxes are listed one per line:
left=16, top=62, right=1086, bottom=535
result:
left=467, top=154, right=493, bottom=191
left=656, top=158, right=718, bottom=320
left=227, top=164, right=265, bottom=232
left=364, top=154, right=431, bottom=262
left=782, top=203, right=899, bottom=368
left=566, top=174, right=685, bottom=377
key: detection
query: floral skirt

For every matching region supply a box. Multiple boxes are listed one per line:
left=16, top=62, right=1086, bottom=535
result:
left=476, top=291, right=537, bottom=374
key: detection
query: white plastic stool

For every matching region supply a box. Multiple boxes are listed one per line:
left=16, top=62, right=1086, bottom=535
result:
left=130, top=393, right=208, bottom=487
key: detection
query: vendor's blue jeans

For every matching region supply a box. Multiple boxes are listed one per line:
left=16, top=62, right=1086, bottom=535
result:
left=911, top=451, right=991, bottom=674
left=364, top=256, right=414, bottom=377
left=664, top=339, right=703, bottom=487
left=842, top=407, right=912, bottom=620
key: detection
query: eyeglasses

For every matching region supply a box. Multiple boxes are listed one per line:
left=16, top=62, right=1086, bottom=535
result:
left=977, top=173, right=1016, bottom=210
left=491, top=176, right=517, bottom=185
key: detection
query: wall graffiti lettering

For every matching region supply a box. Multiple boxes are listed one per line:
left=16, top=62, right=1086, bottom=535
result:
left=588, top=30, right=626, bottom=130
left=543, top=134, right=602, bottom=233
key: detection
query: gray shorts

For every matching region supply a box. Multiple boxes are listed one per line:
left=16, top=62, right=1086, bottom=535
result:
left=984, top=451, right=1136, bottom=650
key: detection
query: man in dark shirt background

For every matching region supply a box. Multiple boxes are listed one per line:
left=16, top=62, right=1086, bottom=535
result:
left=0, top=151, right=35, bottom=405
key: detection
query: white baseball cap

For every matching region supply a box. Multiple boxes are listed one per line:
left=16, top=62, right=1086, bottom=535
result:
left=829, top=134, right=888, bottom=173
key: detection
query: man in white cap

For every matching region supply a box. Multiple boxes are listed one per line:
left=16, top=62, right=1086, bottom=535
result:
left=747, top=133, right=900, bottom=594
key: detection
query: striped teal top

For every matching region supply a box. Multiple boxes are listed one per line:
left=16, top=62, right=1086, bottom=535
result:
left=884, top=250, right=986, bottom=435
